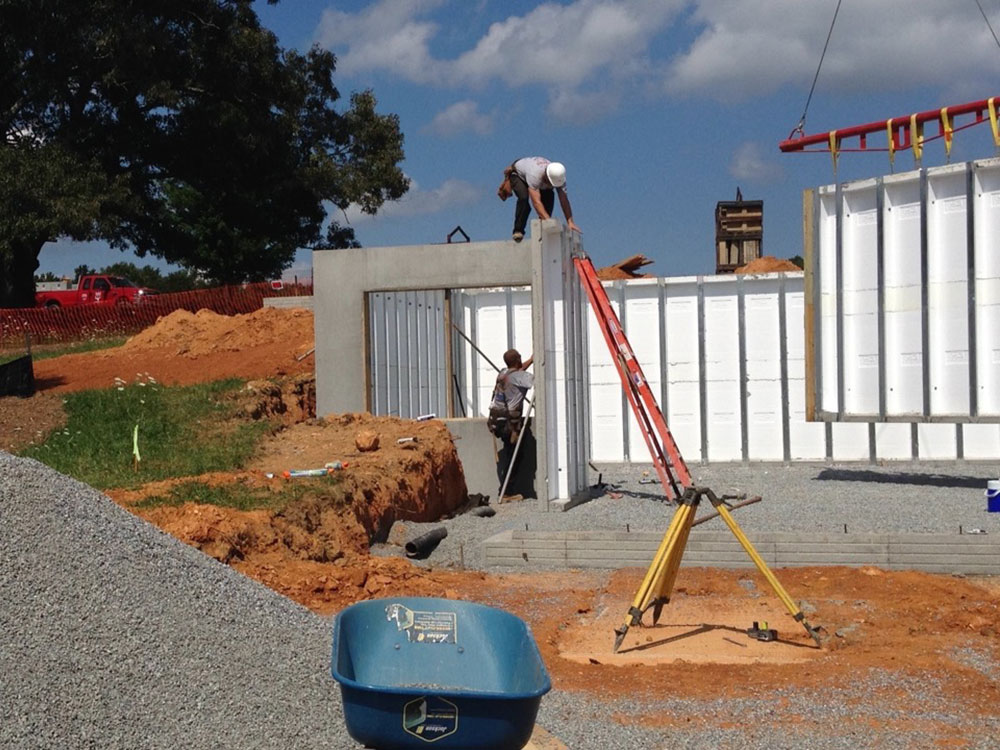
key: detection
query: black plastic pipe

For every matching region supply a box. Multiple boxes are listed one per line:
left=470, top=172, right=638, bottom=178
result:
left=405, top=527, right=448, bottom=558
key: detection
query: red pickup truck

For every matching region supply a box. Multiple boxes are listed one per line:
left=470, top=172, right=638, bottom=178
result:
left=35, top=275, right=157, bottom=308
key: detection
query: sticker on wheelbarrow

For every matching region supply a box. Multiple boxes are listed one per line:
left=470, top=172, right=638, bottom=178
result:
left=403, top=696, right=458, bottom=742
left=386, top=603, right=457, bottom=644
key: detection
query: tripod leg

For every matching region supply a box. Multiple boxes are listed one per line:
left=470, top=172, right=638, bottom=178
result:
left=649, top=502, right=696, bottom=625
left=714, top=503, right=823, bottom=646
left=613, top=499, right=692, bottom=652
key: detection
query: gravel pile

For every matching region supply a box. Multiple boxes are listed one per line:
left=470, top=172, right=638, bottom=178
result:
left=0, top=451, right=354, bottom=750
left=380, top=461, right=1000, bottom=570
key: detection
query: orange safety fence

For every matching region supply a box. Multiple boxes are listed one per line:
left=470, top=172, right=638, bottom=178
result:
left=0, top=282, right=313, bottom=350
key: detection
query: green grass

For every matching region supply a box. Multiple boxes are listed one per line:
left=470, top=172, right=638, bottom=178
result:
left=20, top=378, right=274, bottom=490
left=134, top=475, right=344, bottom=512
left=0, top=337, right=126, bottom=365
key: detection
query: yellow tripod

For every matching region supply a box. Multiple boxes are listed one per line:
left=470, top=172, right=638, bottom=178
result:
left=613, top=486, right=823, bottom=652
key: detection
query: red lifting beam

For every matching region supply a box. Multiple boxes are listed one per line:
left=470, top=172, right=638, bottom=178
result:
left=779, top=95, right=1000, bottom=156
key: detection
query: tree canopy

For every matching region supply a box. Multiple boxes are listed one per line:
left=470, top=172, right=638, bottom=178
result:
left=0, top=0, right=408, bottom=307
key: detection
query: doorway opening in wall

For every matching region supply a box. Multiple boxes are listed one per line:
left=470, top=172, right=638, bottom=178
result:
left=365, top=286, right=534, bottom=421
left=365, top=285, right=537, bottom=501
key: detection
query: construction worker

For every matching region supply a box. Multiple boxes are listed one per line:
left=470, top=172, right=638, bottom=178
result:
left=487, top=348, right=534, bottom=499
left=499, top=157, right=581, bottom=242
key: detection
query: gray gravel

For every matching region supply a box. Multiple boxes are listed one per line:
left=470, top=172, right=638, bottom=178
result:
left=380, top=461, right=1000, bottom=571
left=0, top=451, right=354, bottom=750
left=5, top=450, right=999, bottom=749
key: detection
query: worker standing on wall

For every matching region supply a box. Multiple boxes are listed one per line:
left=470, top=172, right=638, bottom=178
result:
left=498, top=157, right=582, bottom=242
left=487, top=349, right=534, bottom=500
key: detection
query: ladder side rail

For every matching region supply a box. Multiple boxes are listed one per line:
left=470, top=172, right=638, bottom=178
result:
left=574, top=257, right=692, bottom=488
left=574, top=260, right=679, bottom=497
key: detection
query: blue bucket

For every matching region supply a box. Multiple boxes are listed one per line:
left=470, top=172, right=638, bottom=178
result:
left=988, top=480, right=1000, bottom=513
left=331, top=597, right=551, bottom=750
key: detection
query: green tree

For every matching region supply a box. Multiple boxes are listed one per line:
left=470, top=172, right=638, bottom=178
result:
left=34, top=271, right=59, bottom=282
left=0, top=0, right=407, bottom=307
left=73, top=265, right=96, bottom=281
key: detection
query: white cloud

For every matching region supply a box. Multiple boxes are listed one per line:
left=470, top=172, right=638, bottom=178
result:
left=423, top=100, right=495, bottom=136
left=315, top=0, right=686, bottom=112
left=315, top=0, right=1000, bottom=116
left=315, top=0, right=447, bottom=81
left=729, top=141, right=784, bottom=183
left=665, top=0, right=1000, bottom=98
left=545, top=88, right=620, bottom=124
left=342, top=177, right=481, bottom=223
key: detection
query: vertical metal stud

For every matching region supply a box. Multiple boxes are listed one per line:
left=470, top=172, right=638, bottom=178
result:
left=812, top=190, right=824, bottom=417
left=737, top=276, right=749, bottom=463
left=470, top=299, right=480, bottom=417
left=658, top=277, right=670, bottom=427
left=919, top=167, right=931, bottom=417
left=697, top=278, right=708, bottom=463
left=506, top=287, right=515, bottom=352
left=966, top=161, right=978, bottom=417
left=617, top=281, right=630, bottom=461
left=835, top=181, right=845, bottom=421
left=911, top=422, right=920, bottom=460
left=876, top=177, right=887, bottom=420
left=778, top=275, right=791, bottom=463
left=868, top=423, right=877, bottom=464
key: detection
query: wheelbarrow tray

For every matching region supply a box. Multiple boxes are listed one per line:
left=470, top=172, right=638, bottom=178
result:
left=331, top=597, right=551, bottom=749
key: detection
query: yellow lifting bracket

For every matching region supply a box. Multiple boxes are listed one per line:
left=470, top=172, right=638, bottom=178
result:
left=613, top=487, right=824, bottom=653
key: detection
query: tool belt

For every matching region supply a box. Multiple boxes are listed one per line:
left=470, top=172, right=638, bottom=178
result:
left=487, top=404, right=523, bottom=440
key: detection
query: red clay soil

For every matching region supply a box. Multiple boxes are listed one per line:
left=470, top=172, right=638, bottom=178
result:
left=31, top=307, right=315, bottom=394
left=735, top=255, right=802, bottom=274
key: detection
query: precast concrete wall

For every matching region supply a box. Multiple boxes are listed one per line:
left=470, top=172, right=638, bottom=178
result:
left=312, top=220, right=593, bottom=509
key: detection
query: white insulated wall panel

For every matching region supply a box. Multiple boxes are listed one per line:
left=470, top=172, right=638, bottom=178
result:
left=875, top=423, right=913, bottom=460
left=664, top=284, right=702, bottom=463
left=841, top=181, right=879, bottom=416
left=623, top=283, right=664, bottom=462
left=927, top=168, right=972, bottom=416
left=703, top=281, right=742, bottom=461
left=963, top=424, right=1000, bottom=459
left=882, top=174, right=924, bottom=416
left=786, top=290, right=828, bottom=460
left=813, top=157, right=1000, bottom=421
left=587, top=292, right=625, bottom=461
left=975, top=164, right=1000, bottom=415
left=744, top=279, right=784, bottom=460
left=447, top=273, right=998, bottom=463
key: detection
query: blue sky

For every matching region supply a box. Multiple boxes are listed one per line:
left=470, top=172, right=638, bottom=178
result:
left=38, top=0, right=1000, bottom=280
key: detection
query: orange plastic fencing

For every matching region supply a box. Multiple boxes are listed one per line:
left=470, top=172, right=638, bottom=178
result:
left=0, top=282, right=313, bottom=351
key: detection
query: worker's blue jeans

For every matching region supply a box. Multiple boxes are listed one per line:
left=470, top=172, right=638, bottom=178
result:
left=510, top=172, right=554, bottom=236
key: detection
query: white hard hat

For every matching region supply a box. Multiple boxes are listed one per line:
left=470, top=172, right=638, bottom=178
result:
left=545, top=162, right=566, bottom=188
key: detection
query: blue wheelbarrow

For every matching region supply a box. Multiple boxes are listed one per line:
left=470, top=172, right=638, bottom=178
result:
left=331, top=597, right=551, bottom=749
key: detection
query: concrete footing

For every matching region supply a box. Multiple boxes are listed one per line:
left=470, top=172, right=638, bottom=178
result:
left=483, top=529, right=1000, bottom=574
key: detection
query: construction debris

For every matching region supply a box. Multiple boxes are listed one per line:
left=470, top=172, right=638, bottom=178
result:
left=595, top=254, right=654, bottom=280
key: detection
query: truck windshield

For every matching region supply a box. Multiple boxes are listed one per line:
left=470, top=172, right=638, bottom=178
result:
left=110, top=277, right=138, bottom=288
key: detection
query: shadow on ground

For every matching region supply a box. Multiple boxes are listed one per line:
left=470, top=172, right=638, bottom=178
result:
left=813, top=468, right=986, bottom=489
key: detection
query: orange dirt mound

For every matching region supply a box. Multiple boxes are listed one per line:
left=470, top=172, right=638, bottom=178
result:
left=122, top=306, right=314, bottom=358
left=32, top=306, right=315, bottom=393
left=735, top=256, right=802, bottom=274
left=115, top=411, right=469, bottom=609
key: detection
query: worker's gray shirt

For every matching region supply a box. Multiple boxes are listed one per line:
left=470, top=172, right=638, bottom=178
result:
left=513, top=157, right=556, bottom=192
left=491, top=368, right=533, bottom=413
